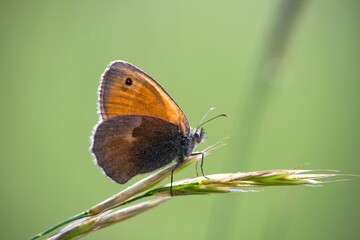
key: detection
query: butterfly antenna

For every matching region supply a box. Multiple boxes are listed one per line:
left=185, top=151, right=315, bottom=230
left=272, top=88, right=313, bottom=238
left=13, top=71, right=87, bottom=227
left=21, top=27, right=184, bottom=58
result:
left=198, top=114, right=227, bottom=128
left=196, top=107, right=216, bottom=130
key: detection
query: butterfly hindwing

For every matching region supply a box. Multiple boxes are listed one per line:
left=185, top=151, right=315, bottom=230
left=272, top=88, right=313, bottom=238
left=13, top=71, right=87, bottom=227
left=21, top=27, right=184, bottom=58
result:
left=91, top=115, right=186, bottom=184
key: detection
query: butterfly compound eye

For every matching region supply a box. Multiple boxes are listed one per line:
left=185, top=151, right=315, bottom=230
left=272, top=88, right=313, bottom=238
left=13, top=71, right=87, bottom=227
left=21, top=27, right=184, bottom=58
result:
left=125, top=77, right=133, bottom=86
left=194, top=128, right=206, bottom=144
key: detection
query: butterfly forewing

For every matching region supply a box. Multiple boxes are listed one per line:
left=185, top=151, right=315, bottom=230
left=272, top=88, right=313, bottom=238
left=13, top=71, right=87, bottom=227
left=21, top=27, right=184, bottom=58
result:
left=99, top=61, right=189, bottom=134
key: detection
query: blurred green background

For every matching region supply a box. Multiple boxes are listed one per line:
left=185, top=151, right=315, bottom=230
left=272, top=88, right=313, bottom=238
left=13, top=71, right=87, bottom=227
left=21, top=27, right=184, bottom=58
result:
left=1, top=0, right=359, bottom=239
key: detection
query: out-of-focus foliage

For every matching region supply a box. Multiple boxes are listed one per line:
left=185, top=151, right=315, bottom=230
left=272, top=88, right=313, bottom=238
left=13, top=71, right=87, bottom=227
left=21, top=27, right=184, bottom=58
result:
left=1, top=1, right=359, bottom=239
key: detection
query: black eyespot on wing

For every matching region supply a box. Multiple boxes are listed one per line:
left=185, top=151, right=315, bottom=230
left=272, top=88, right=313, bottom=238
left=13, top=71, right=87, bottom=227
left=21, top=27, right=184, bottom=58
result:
left=125, top=77, right=133, bottom=86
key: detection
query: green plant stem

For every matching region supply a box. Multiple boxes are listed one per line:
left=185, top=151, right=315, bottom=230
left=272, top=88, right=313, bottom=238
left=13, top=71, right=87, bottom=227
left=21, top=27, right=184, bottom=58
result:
left=30, top=212, right=89, bottom=240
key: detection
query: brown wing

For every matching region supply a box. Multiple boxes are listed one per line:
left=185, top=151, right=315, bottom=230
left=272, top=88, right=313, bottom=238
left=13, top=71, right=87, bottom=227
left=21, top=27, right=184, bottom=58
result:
left=98, top=60, right=189, bottom=134
left=91, top=115, right=187, bottom=184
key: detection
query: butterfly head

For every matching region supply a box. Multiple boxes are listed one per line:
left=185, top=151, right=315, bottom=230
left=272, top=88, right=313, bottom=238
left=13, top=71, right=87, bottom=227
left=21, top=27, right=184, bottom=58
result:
left=192, top=127, right=206, bottom=144
left=184, top=127, right=205, bottom=156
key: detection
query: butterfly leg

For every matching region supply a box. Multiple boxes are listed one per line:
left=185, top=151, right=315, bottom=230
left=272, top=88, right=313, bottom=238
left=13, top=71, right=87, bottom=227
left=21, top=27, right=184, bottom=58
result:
left=191, top=152, right=209, bottom=179
left=170, top=158, right=184, bottom=197
left=195, top=161, right=199, bottom=177
left=170, top=170, right=174, bottom=196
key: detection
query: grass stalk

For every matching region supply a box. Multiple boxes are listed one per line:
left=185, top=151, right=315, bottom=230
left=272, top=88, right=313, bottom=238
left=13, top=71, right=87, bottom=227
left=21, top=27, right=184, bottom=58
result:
left=31, top=143, right=345, bottom=240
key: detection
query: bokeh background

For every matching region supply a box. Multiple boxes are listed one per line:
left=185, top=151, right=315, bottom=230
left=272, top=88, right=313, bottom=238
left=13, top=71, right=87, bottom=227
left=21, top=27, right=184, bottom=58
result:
left=1, top=1, right=359, bottom=239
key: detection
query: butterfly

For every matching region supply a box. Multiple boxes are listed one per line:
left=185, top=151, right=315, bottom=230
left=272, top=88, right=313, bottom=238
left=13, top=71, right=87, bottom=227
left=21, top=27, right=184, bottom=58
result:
left=91, top=61, right=207, bottom=185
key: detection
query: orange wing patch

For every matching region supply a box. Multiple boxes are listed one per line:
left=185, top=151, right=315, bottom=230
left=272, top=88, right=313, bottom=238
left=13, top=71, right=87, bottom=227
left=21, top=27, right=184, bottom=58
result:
left=98, top=61, right=189, bottom=134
